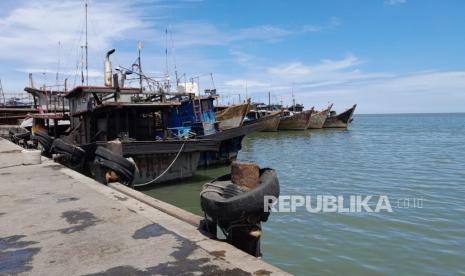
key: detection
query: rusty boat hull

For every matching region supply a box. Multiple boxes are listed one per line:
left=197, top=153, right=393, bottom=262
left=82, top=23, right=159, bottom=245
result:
left=323, top=104, right=357, bottom=129
left=85, top=139, right=220, bottom=185
left=215, top=103, right=250, bottom=131
left=278, top=110, right=312, bottom=130
left=307, top=106, right=332, bottom=129
left=259, top=111, right=281, bottom=132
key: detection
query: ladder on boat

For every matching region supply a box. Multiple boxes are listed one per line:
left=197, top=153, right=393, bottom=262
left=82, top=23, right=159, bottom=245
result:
left=193, top=98, right=203, bottom=122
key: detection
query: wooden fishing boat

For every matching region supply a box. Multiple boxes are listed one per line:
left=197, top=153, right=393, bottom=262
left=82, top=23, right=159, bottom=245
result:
left=307, top=104, right=333, bottom=129
left=244, top=110, right=281, bottom=132
left=323, top=104, right=357, bottom=128
left=197, top=113, right=278, bottom=166
left=167, top=97, right=270, bottom=167
left=278, top=109, right=313, bottom=130
left=61, top=85, right=220, bottom=185
left=215, top=102, right=250, bottom=131
left=0, top=107, right=37, bottom=125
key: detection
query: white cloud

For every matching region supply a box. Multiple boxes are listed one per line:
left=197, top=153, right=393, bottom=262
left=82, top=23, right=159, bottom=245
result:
left=151, top=17, right=341, bottom=48
left=0, top=0, right=156, bottom=89
left=384, top=0, right=407, bottom=5
left=268, top=63, right=313, bottom=78
left=0, top=0, right=146, bottom=61
left=224, top=79, right=269, bottom=88
left=216, top=53, right=465, bottom=113
left=266, top=55, right=364, bottom=81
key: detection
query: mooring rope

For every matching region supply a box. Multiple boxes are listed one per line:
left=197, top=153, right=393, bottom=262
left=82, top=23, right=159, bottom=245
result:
left=132, top=140, right=187, bottom=187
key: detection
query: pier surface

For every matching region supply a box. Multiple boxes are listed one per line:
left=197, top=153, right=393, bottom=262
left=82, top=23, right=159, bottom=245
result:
left=0, top=138, right=287, bottom=275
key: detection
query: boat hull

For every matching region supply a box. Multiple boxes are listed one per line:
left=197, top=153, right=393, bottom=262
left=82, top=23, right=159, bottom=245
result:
left=215, top=103, right=249, bottom=131
left=131, top=151, right=201, bottom=184
left=87, top=139, right=220, bottom=185
left=278, top=111, right=311, bottom=130
left=307, top=108, right=331, bottom=129
left=260, top=112, right=281, bottom=132
left=199, top=115, right=275, bottom=166
left=323, top=104, right=357, bottom=129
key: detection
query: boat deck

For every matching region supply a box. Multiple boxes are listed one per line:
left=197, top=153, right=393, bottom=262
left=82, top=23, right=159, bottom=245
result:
left=0, top=138, right=288, bottom=275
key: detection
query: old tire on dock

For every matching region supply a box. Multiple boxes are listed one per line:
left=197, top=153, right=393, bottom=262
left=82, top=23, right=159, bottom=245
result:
left=94, top=146, right=136, bottom=185
left=200, top=168, right=279, bottom=226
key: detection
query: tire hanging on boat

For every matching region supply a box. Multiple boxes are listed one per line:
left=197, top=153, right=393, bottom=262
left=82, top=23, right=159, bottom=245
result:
left=51, top=138, right=85, bottom=165
left=33, top=129, right=53, bottom=155
left=93, top=146, right=136, bottom=185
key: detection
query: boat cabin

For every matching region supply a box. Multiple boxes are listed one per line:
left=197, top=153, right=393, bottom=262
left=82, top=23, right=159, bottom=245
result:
left=287, top=104, right=304, bottom=113
left=167, top=96, right=217, bottom=136
left=24, top=87, right=69, bottom=113
left=65, top=86, right=182, bottom=145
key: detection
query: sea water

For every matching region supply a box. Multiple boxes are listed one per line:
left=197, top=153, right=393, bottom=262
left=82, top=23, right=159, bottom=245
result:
left=143, top=113, right=465, bottom=275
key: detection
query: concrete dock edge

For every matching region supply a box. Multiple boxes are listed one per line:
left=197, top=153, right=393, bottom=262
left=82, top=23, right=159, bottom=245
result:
left=0, top=138, right=290, bottom=275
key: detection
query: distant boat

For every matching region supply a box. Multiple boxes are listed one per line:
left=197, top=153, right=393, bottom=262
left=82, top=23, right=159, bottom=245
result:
left=307, top=104, right=333, bottom=129
left=244, top=110, right=281, bottom=132
left=215, top=102, right=250, bottom=131
left=278, top=108, right=313, bottom=130
left=323, top=104, right=357, bottom=128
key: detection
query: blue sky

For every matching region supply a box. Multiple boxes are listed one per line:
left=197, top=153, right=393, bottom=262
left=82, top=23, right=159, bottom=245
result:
left=0, top=0, right=464, bottom=113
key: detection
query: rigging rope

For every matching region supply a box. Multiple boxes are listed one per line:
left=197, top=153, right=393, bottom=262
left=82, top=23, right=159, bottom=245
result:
left=132, top=139, right=187, bottom=187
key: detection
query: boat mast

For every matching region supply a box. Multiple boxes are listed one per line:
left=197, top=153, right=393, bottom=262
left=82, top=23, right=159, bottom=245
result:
left=80, top=46, right=84, bottom=85
left=85, top=0, right=89, bottom=86
left=245, top=80, right=248, bottom=101
left=268, top=91, right=271, bottom=108
left=55, top=41, right=61, bottom=88
left=137, top=41, right=143, bottom=93
left=165, top=28, right=169, bottom=92
left=291, top=83, right=295, bottom=109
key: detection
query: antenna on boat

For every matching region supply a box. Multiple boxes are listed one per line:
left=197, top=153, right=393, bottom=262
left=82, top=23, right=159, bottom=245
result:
left=55, top=41, right=61, bottom=88
left=165, top=28, right=169, bottom=87
left=168, top=28, right=179, bottom=87
left=245, top=80, right=248, bottom=101
left=85, top=0, right=89, bottom=86
left=210, top=73, right=216, bottom=89
left=291, top=82, right=295, bottom=108
left=80, top=46, right=85, bottom=85
left=137, top=41, right=144, bottom=93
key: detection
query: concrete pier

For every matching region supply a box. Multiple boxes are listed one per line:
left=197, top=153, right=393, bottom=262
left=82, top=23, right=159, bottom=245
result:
left=0, top=138, right=288, bottom=275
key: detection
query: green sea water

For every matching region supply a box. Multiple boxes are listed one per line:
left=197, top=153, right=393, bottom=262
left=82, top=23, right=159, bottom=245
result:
left=142, top=113, right=465, bottom=275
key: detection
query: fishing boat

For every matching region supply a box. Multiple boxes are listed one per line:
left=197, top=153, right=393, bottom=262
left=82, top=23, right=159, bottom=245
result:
left=29, top=49, right=221, bottom=186
left=0, top=94, right=36, bottom=125
left=22, top=87, right=71, bottom=137
left=323, top=104, right=357, bottom=128
left=215, top=102, right=250, bottom=130
left=61, top=85, right=220, bottom=186
left=307, top=104, right=333, bottom=129
left=168, top=97, right=273, bottom=166
left=244, top=110, right=281, bottom=132
left=278, top=108, right=313, bottom=130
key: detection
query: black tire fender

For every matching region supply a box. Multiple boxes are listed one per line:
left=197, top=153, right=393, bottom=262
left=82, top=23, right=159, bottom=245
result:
left=94, top=146, right=135, bottom=173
